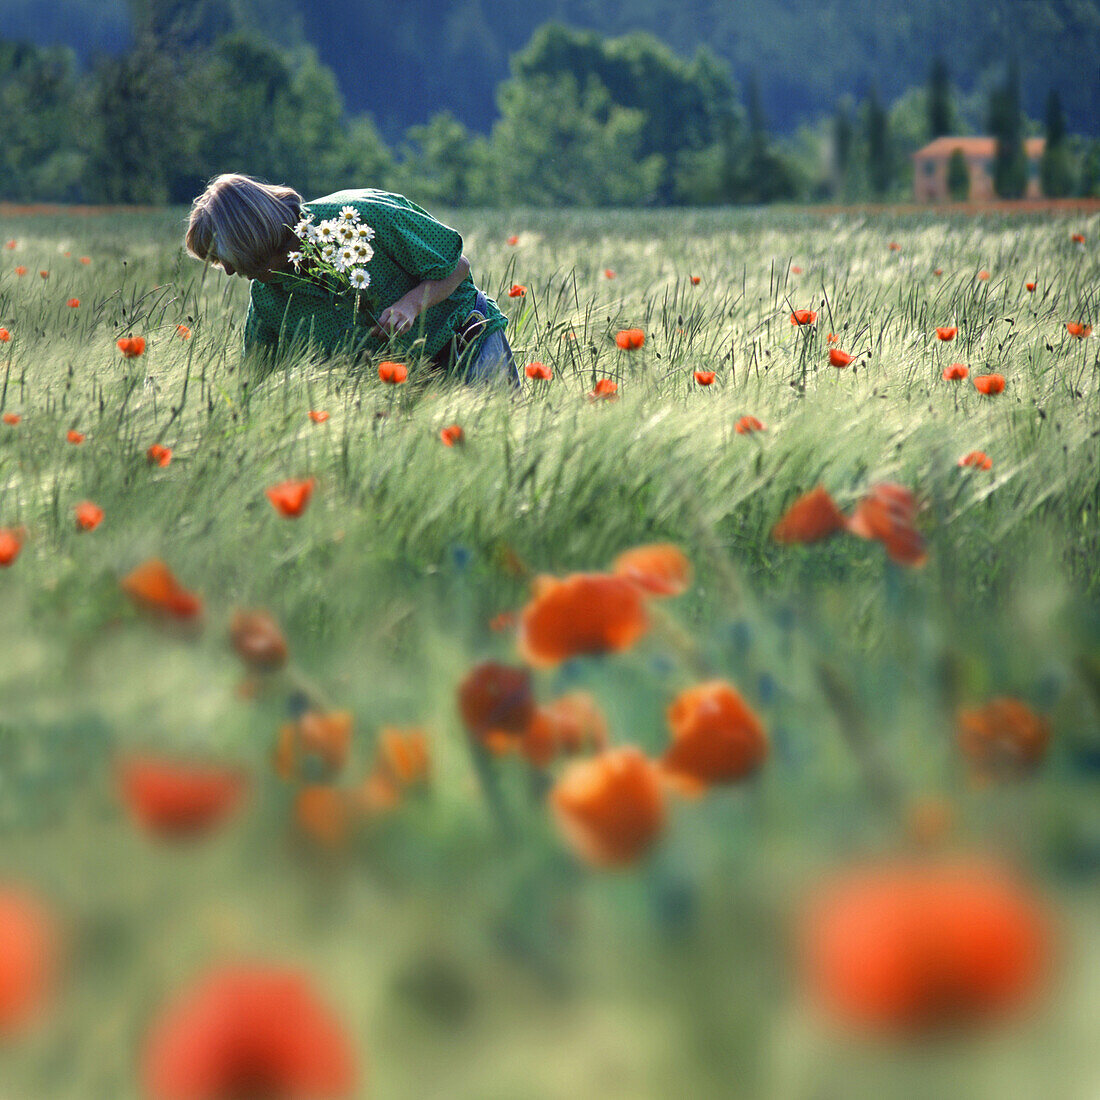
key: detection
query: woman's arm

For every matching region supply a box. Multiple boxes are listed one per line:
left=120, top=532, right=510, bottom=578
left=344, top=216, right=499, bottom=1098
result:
left=370, top=255, right=471, bottom=338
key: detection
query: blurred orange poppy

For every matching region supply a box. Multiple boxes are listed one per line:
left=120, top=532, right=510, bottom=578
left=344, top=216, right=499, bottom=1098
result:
left=1071, top=232, right=1085, bottom=243
left=550, top=746, right=666, bottom=867
left=79, top=256, right=90, bottom=264
left=611, top=543, right=692, bottom=597
left=826, top=332, right=839, bottom=344
left=0, top=329, right=9, bottom=341
left=378, top=361, right=407, bottom=384
left=888, top=242, right=901, bottom=251
left=791, top=266, right=802, bottom=274
left=735, top=415, right=766, bottom=434
left=790, top=309, right=817, bottom=325
left=3, top=412, right=19, bottom=424
left=308, top=410, right=329, bottom=423
left=942, top=363, right=969, bottom=381
left=457, top=661, right=535, bottom=749
left=266, top=478, right=315, bottom=518
left=519, top=573, right=649, bottom=666
left=957, top=697, right=1050, bottom=777
left=295, top=786, right=351, bottom=847
left=117, top=757, right=246, bottom=839
left=604, top=268, right=616, bottom=279
left=143, top=966, right=358, bottom=1099
left=66, top=430, right=84, bottom=444
left=371, top=727, right=431, bottom=791
left=522, top=693, right=608, bottom=768
left=3, top=239, right=13, bottom=249
left=440, top=424, right=464, bottom=447
left=74, top=501, right=103, bottom=531
left=120, top=559, right=203, bottom=619
left=229, top=609, right=288, bottom=672
left=936, top=326, right=957, bottom=341
left=694, top=370, right=716, bottom=385
left=117, top=336, right=145, bottom=358
left=507, top=284, right=526, bottom=298
left=0, top=528, right=23, bottom=567
left=848, top=483, right=927, bottom=567
left=38, top=270, right=48, bottom=279
left=13, top=267, right=26, bottom=277
left=977, top=269, right=990, bottom=281
left=664, top=681, right=768, bottom=786
left=933, top=268, right=943, bottom=276
left=146, top=443, right=172, bottom=466
left=525, top=362, right=552, bottom=380
left=175, top=324, right=191, bottom=339
left=614, top=328, right=645, bottom=350
left=590, top=379, right=618, bottom=401
left=958, top=451, right=992, bottom=470
left=973, top=373, right=1005, bottom=395
left=67, top=298, right=80, bottom=308
left=507, top=235, right=519, bottom=245
left=1065, top=322, right=1092, bottom=338
left=829, top=349, right=854, bottom=368
left=274, top=711, right=353, bottom=780
left=690, top=275, right=701, bottom=285
left=771, top=486, right=847, bottom=544
left=0, top=887, right=58, bottom=1036
left=799, top=859, right=1051, bottom=1034
left=1025, top=281, right=1036, bottom=292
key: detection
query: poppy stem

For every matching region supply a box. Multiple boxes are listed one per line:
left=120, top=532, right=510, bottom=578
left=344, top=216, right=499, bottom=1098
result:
left=467, top=739, right=515, bottom=839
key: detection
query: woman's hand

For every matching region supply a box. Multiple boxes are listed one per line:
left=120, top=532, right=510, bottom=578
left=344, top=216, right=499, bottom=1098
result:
left=370, top=298, right=420, bottom=338
left=369, top=256, right=471, bottom=340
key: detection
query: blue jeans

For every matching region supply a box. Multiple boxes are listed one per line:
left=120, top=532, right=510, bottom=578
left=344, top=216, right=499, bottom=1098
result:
left=461, top=290, right=520, bottom=388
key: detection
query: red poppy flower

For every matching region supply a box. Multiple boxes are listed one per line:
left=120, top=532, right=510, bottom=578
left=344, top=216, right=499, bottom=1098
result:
left=74, top=501, right=103, bottom=531
left=519, top=572, right=650, bottom=667
left=3, top=239, right=14, bottom=250
left=38, top=270, right=48, bottom=279
left=959, top=451, right=992, bottom=471
left=790, top=309, right=817, bottom=326
left=308, top=410, right=329, bottom=423
left=933, top=268, right=944, bottom=276
left=229, top=609, right=288, bottom=672
left=936, top=326, right=958, bottom=341
left=590, top=378, right=618, bottom=401
left=829, top=349, right=854, bottom=368
left=375, top=727, right=431, bottom=788
left=0, top=528, right=23, bottom=567
left=603, top=268, right=616, bottom=279
left=848, top=483, right=927, bottom=567
left=440, top=424, right=464, bottom=447
left=612, top=543, right=692, bottom=597
left=143, top=965, right=358, bottom=1099
left=1071, top=232, right=1085, bottom=243
left=550, top=747, right=666, bottom=868
left=525, top=361, right=552, bottom=380
left=693, top=370, right=716, bottom=386
left=507, top=235, right=519, bottom=245
left=121, top=559, right=203, bottom=619
left=266, top=478, right=314, bottom=518
left=977, top=269, right=990, bottom=281
left=791, top=266, right=802, bottom=274
left=522, top=693, right=608, bottom=768
left=14, top=266, right=26, bottom=277
left=66, top=430, right=84, bottom=444
left=943, top=363, right=969, bottom=381
left=1065, top=322, right=1092, bottom=338
left=735, top=415, right=766, bottom=434
left=79, top=256, right=90, bottom=265
left=117, top=335, right=145, bottom=358
left=67, top=298, right=80, bottom=308
left=973, top=373, right=1005, bottom=395
left=771, top=486, right=847, bottom=544
left=1025, top=282, right=1036, bottom=292
left=957, top=697, right=1050, bottom=777
left=117, top=757, right=246, bottom=839
left=614, top=328, right=645, bottom=350
left=378, top=361, right=407, bottom=384
left=176, top=324, right=191, bottom=339
left=663, top=681, right=768, bottom=787
left=507, top=284, right=526, bottom=298
left=147, top=443, right=172, bottom=467
left=826, top=332, right=839, bottom=344
left=456, top=661, right=535, bottom=750
left=888, top=242, right=901, bottom=251
left=295, top=786, right=352, bottom=846
left=0, top=887, right=58, bottom=1036
left=799, top=859, right=1051, bottom=1034
left=690, top=275, right=701, bottom=285
left=3, top=412, right=19, bottom=425
left=274, top=711, right=353, bottom=780
left=0, top=329, right=10, bottom=342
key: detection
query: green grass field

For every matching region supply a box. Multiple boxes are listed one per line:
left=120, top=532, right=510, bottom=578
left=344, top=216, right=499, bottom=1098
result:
left=1, top=206, right=1099, bottom=1098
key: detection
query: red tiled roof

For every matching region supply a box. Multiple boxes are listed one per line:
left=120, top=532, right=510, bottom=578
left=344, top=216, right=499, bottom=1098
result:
left=913, top=136, right=1045, bottom=159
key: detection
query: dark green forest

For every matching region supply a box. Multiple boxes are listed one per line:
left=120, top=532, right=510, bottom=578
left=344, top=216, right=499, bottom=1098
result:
left=2, top=0, right=1099, bottom=206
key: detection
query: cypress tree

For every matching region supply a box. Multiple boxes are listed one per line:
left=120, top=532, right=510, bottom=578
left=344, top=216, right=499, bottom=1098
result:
left=1040, top=88, right=1072, bottom=197
left=866, top=86, right=891, bottom=196
left=990, top=58, right=1027, bottom=199
left=928, top=57, right=953, bottom=138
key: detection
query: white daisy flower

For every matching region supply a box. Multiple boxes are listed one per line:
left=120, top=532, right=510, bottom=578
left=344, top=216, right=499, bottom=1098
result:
left=337, top=245, right=356, bottom=269
left=352, top=242, right=374, bottom=263
left=315, top=219, right=338, bottom=243
left=286, top=251, right=302, bottom=269
left=338, top=205, right=361, bottom=223
left=353, top=224, right=375, bottom=242
left=320, top=242, right=337, bottom=263
left=348, top=268, right=370, bottom=289
left=336, top=222, right=356, bottom=244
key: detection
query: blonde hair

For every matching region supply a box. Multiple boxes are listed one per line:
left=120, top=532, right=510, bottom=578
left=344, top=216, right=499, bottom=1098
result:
left=185, top=174, right=302, bottom=276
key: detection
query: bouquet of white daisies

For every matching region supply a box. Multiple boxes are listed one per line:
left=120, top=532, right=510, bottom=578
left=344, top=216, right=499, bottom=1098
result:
left=287, top=205, right=375, bottom=295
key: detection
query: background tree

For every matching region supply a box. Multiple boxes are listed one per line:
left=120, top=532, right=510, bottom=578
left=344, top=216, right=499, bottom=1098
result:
left=989, top=58, right=1027, bottom=199
left=927, top=57, right=953, bottom=138
left=740, top=74, right=797, bottom=203
left=947, top=147, right=970, bottom=200
left=391, top=112, right=492, bottom=208
left=832, top=98, right=853, bottom=198
left=1040, top=88, right=1073, bottom=198
left=865, top=86, right=891, bottom=197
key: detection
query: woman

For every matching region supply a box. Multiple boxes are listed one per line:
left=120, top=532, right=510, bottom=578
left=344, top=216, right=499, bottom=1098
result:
left=184, top=174, right=518, bottom=386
